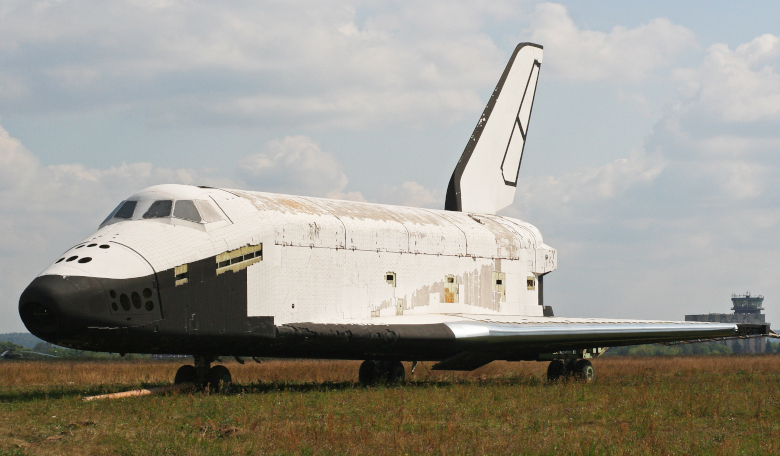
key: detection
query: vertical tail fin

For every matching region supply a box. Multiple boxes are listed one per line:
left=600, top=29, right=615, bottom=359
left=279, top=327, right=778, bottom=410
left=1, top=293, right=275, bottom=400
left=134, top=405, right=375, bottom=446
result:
left=445, top=43, right=543, bottom=214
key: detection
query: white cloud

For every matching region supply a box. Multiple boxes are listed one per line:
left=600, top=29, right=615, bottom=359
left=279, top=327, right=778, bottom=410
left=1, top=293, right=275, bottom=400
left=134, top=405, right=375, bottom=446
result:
left=511, top=150, right=665, bottom=216
left=0, top=0, right=514, bottom=128
left=238, top=135, right=364, bottom=201
left=673, top=34, right=780, bottom=123
left=529, top=2, right=696, bottom=82
left=0, top=132, right=230, bottom=218
left=381, top=181, right=441, bottom=208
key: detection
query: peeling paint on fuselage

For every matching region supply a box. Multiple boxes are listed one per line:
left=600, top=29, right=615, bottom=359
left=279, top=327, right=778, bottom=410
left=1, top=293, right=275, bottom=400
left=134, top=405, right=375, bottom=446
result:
left=228, top=189, right=556, bottom=324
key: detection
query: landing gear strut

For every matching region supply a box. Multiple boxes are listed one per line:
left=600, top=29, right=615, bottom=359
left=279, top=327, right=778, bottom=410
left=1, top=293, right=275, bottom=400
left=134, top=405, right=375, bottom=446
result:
left=546, top=358, right=595, bottom=382
left=174, top=355, right=233, bottom=392
left=358, top=360, right=405, bottom=386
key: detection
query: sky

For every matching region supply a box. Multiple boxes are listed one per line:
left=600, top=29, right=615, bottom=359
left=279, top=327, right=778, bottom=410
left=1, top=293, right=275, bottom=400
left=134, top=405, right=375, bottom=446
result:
left=2, top=0, right=780, bottom=332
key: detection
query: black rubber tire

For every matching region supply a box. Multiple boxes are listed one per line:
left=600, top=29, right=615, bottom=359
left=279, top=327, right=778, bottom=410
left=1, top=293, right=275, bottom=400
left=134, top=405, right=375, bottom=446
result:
left=385, top=361, right=405, bottom=383
left=546, top=360, right=565, bottom=382
left=206, top=365, right=232, bottom=393
left=573, top=359, right=595, bottom=382
left=358, top=360, right=378, bottom=386
left=174, top=365, right=197, bottom=384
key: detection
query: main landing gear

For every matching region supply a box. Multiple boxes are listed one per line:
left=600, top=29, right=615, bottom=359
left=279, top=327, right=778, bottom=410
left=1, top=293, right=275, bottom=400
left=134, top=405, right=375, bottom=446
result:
left=546, top=358, right=595, bottom=382
left=358, top=360, right=405, bottom=386
left=174, top=355, right=233, bottom=393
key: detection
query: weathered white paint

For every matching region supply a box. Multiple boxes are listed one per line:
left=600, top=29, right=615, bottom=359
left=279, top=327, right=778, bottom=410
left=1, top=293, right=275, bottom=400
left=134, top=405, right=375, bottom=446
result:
left=228, top=189, right=555, bottom=324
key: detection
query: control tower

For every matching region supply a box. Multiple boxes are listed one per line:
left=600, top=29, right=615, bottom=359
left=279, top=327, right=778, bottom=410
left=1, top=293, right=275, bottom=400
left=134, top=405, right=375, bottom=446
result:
left=685, top=293, right=768, bottom=353
left=731, top=293, right=764, bottom=315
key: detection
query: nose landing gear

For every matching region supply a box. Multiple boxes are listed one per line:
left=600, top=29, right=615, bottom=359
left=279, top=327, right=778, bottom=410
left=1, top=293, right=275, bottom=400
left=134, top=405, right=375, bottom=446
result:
left=174, top=355, right=233, bottom=393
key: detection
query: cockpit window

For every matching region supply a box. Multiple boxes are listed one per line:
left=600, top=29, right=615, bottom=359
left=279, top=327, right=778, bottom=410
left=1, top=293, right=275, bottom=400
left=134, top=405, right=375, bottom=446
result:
left=114, top=200, right=137, bottom=219
left=195, top=200, right=224, bottom=223
left=101, top=200, right=136, bottom=225
left=143, top=200, right=173, bottom=219
left=102, top=202, right=123, bottom=225
left=101, top=195, right=226, bottom=227
left=173, top=200, right=201, bottom=223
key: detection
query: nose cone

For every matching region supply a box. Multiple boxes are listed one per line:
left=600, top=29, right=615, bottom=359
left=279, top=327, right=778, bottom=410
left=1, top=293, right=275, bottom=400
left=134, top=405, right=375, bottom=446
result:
left=19, top=275, right=107, bottom=340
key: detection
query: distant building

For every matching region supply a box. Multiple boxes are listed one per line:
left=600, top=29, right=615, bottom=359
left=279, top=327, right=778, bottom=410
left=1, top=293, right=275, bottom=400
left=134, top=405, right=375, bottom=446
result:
left=685, top=293, right=768, bottom=353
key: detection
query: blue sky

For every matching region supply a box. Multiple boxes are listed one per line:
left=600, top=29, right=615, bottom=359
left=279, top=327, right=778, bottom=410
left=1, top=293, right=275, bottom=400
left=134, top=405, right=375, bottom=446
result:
left=2, top=0, right=780, bottom=332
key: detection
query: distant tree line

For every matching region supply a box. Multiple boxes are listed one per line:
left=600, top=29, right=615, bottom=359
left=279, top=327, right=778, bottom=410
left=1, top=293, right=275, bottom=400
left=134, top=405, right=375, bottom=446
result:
left=27, top=342, right=149, bottom=359
left=766, top=340, right=780, bottom=353
left=0, top=333, right=150, bottom=359
left=605, top=339, right=780, bottom=356
left=0, top=341, right=26, bottom=352
left=0, top=332, right=44, bottom=349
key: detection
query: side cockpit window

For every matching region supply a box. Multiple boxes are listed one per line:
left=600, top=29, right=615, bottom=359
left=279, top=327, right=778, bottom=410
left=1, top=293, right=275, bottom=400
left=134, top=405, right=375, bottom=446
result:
left=114, top=201, right=137, bottom=219
left=195, top=200, right=224, bottom=223
left=101, top=200, right=137, bottom=225
left=143, top=200, right=173, bottom=219
left=173, top=200, right=201, bottom=222
left=102, top=202, right=124, bottom=225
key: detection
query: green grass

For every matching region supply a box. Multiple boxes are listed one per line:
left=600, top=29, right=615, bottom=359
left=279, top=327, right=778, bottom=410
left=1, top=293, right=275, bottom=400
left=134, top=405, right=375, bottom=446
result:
left=1, top=356, right=779, bottom=455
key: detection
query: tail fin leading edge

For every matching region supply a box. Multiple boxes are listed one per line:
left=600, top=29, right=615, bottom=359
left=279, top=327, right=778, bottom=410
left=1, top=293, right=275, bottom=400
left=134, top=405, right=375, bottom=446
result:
left=445, top=43, right=543, bottom=214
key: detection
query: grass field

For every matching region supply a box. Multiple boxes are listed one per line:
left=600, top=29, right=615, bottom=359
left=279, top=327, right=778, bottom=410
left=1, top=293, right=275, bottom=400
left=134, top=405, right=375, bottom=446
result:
left=1, top=356, right=779, bottom=455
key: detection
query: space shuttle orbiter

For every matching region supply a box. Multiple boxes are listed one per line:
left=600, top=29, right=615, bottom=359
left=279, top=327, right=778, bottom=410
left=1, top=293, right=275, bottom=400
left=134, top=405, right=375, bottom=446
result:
left=19, top=43, right=752, bottom=389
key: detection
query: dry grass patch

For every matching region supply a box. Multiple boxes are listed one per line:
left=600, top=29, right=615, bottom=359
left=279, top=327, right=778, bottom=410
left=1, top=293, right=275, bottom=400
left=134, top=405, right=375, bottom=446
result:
left=1, top=356, right=779, bottom=455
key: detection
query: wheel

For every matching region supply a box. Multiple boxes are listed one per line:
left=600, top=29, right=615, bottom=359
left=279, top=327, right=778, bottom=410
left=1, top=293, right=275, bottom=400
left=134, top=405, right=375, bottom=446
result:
left=206, top=365, right=232, bottom=393
left=384, top=361, right=405, bottom=383
left=572, top=359, right=595, bottom=382
left=359, top=360, right=379, bottom=386
left=546, top=360, right=565, bottom=382
left=174, top=365, right=197, bottom=384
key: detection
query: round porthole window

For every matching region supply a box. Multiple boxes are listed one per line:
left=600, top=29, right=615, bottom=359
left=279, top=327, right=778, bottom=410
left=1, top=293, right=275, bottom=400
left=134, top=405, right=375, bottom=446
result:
left=131, top=292, right=142, bottom=309
left=120, top=294, right=131, bottom=311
